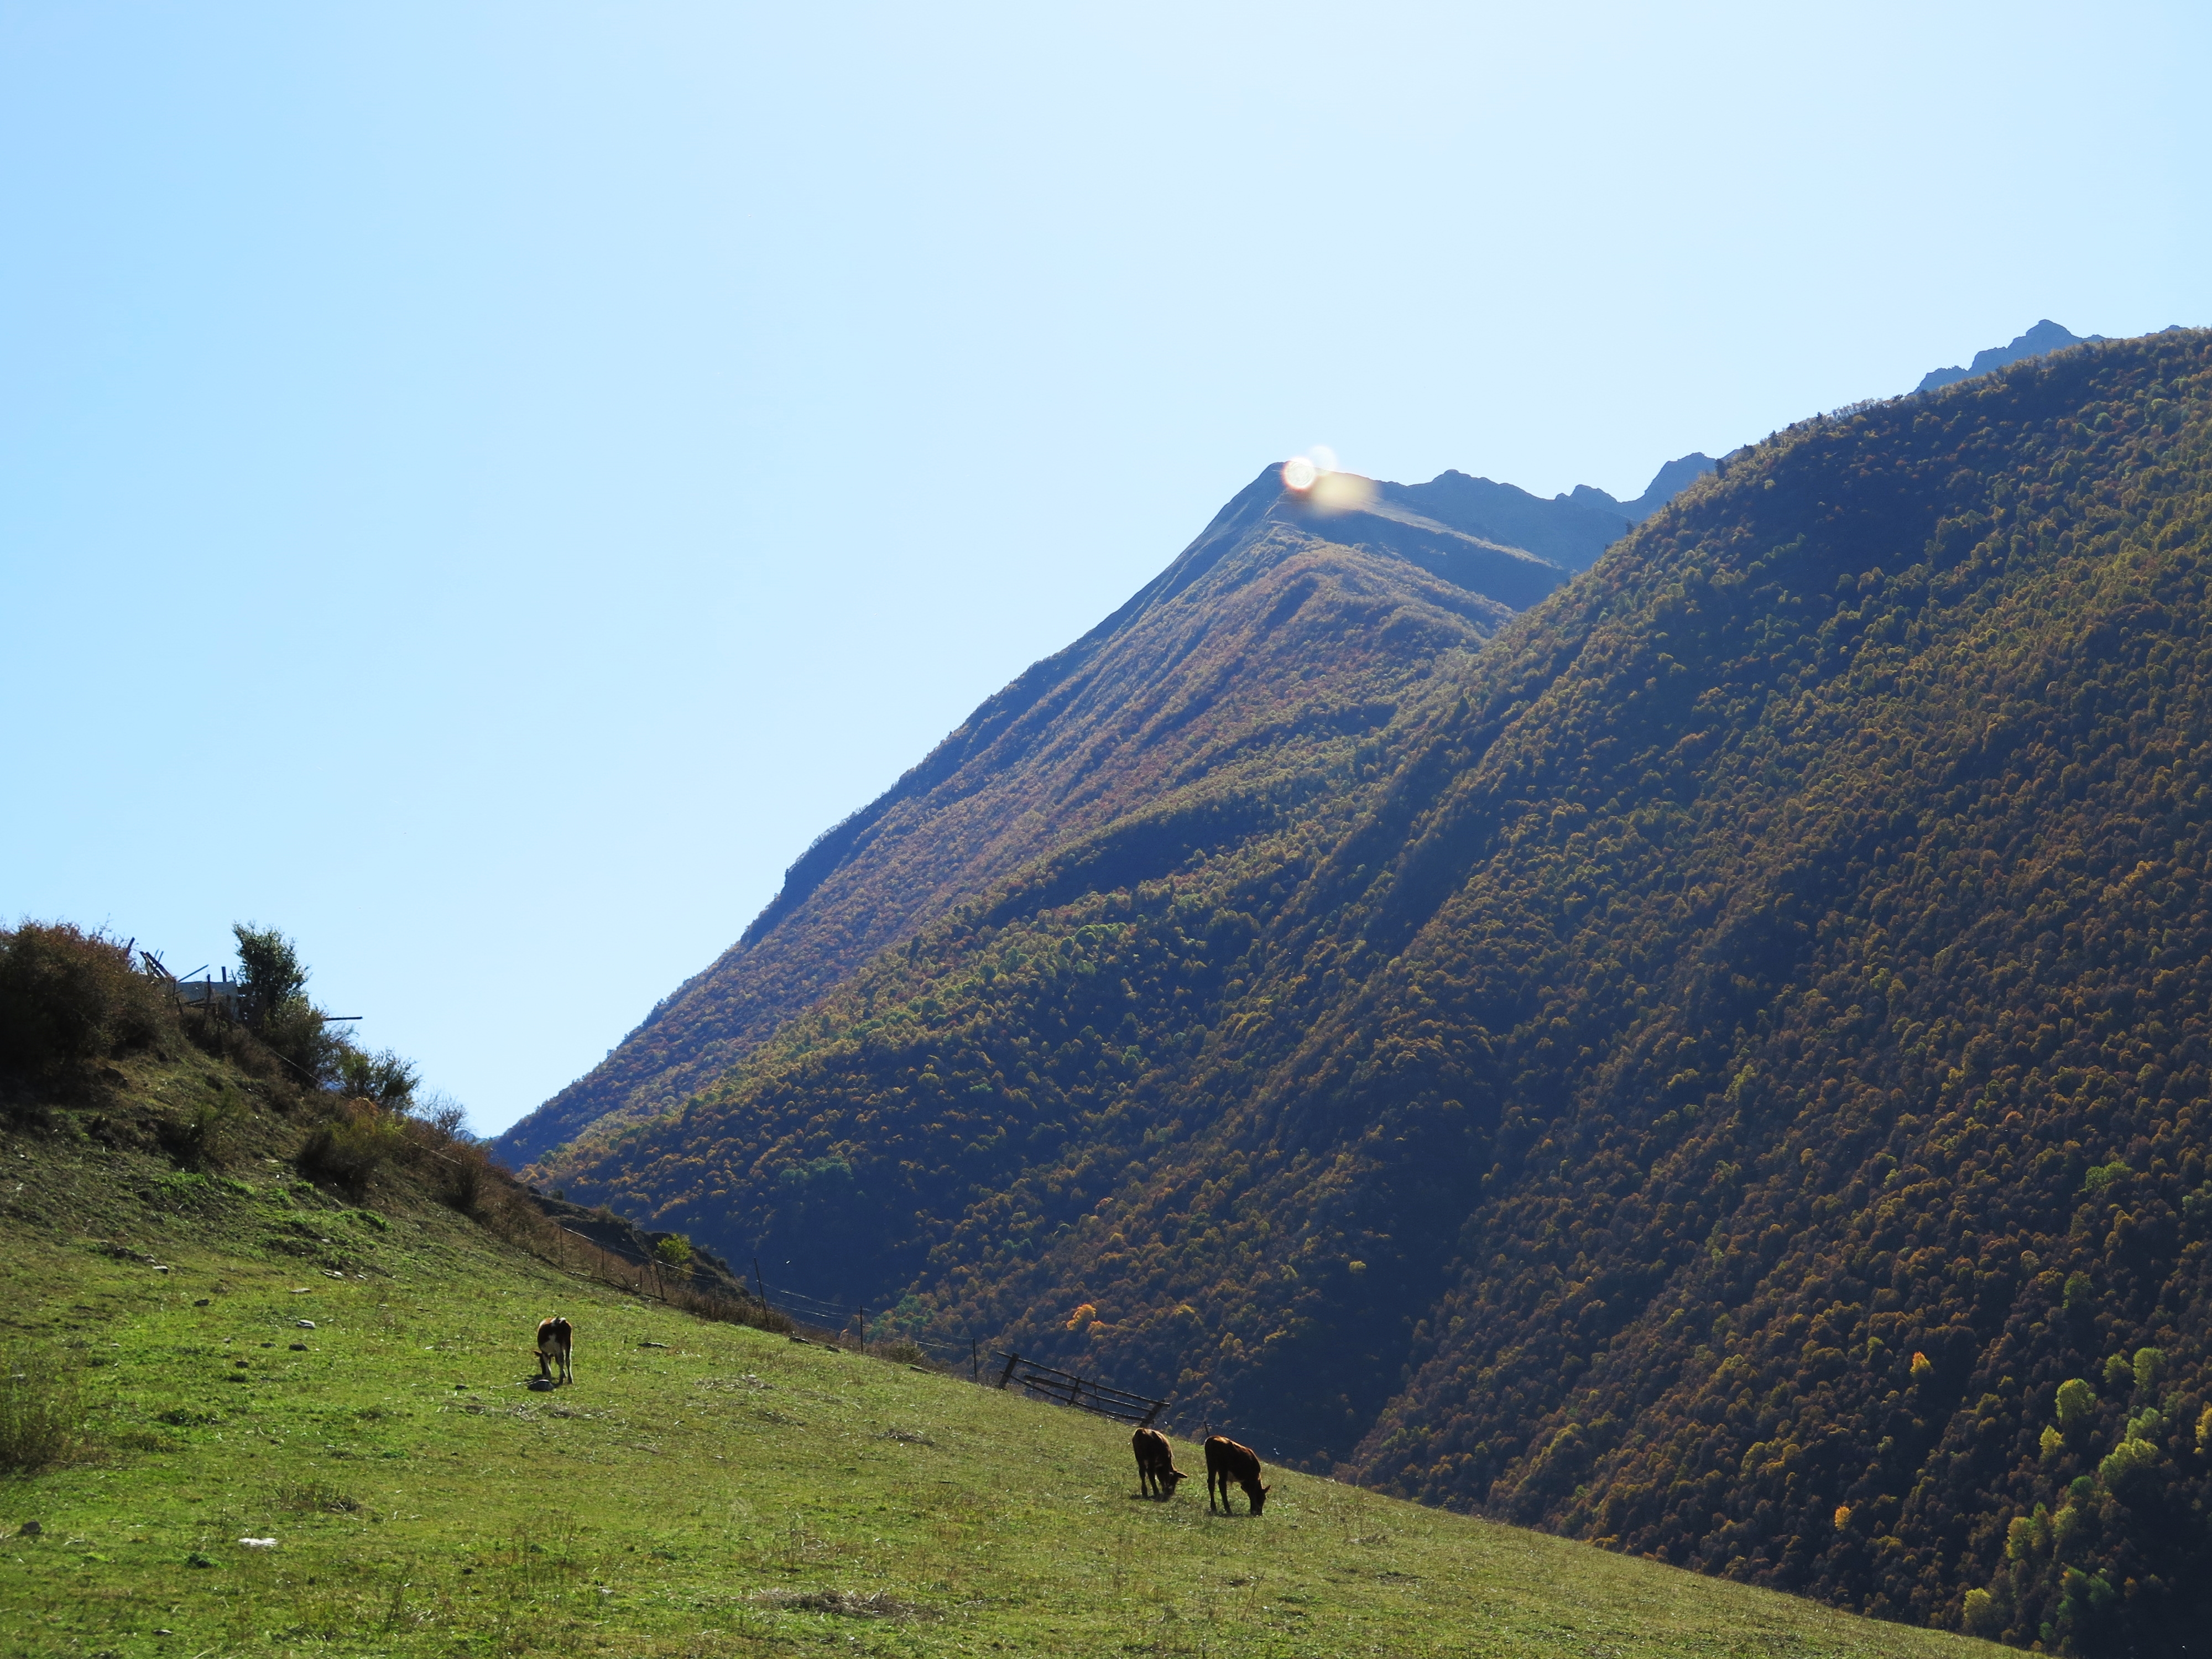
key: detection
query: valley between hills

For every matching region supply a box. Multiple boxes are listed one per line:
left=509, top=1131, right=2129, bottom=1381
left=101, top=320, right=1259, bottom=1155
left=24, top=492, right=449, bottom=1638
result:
left=8, top=319, right=2206, bottom=1658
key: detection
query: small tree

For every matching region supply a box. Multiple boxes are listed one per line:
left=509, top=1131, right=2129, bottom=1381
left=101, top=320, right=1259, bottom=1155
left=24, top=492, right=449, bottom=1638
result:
left=232, top=923, right=340, bottom=1084
left=654, top=1234, right=694, bottom=1269
left=232, top=922, right=309, bottom=1025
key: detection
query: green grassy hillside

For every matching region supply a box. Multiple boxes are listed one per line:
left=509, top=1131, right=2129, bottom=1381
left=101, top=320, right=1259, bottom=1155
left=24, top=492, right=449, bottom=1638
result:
left=539, top=329, right=2212, bottom=1652
left=2, top=1061, right=1999, bottom=1659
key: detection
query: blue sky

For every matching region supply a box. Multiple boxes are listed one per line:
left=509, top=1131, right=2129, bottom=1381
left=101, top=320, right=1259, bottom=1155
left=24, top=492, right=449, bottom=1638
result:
left=5, top=2, right=2206, bottom=1133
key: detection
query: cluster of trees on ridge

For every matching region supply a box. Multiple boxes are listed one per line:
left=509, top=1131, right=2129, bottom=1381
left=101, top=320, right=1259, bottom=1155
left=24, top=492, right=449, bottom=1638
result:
left=538, top=329, right=2212, bottom=1654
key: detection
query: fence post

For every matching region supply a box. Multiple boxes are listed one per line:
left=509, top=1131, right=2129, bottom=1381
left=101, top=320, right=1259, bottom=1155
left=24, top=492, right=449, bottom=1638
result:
left=997, top=1351, right=1020, bottom=1390
left=971, top=1339, right=978, bottom=1384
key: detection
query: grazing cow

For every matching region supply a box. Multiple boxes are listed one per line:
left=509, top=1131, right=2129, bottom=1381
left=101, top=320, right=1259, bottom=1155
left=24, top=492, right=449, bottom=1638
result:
left=1203, top=1434, right=1269, bottom=1515
left=536, top=1316, right=573, bottom=1385
left=1131, top=1427, right=1187, bottom=1499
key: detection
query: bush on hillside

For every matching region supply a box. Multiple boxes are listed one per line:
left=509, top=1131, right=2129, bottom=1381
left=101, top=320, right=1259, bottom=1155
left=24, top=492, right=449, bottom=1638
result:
left=336, top=1047, right=419, bottom=1112
left=294, top=1083, right=494, bottom=1209
left=0, top=922, right=171, bottom=1072
left=257, top=992, right=344, bottom=1088
left=296, top=1096, right=408, bottom=1199
left=156, top=1080, right=249, bottom=1171
left=427, top=1133, right=495, bottom=1214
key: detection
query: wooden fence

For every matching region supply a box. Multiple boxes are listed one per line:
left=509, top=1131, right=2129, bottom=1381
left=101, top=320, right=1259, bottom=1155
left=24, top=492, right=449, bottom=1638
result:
left=994, top=1351, right=1166, bottom=1427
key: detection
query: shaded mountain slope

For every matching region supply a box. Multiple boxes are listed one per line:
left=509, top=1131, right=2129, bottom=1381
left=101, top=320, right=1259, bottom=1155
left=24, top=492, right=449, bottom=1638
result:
left=1385, top=453, right=1719, bottom=571
left=497, top=467, right=1548, bottom=1167
left=544, top=329, right=2212, bottom=1653
left=1565, top=451, right=1723, bottom=524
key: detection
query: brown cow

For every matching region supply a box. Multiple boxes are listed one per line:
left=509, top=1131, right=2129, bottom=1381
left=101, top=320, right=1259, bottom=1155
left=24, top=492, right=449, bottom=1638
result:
left=1203, top=1434, right=1269, bottom=1515
left=536, top=1316, right=573, bottom=1385
left=1131, top=1427, right=1187, bottom=1499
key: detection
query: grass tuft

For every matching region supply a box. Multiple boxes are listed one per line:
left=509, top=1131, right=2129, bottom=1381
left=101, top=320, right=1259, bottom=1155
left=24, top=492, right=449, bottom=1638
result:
left=275, top=1479, right=362, bottom=1514
left=0, top=1350, right=88, bottom=1473
left=755, top=1587, right=932, bottom=1620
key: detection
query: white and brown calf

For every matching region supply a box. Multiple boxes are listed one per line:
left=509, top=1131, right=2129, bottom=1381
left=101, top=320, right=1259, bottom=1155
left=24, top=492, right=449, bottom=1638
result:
left=536, top=1316, right=573, bottom=1385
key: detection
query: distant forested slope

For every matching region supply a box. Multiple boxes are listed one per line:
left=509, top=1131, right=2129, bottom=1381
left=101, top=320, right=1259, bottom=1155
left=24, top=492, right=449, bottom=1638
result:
left=543, top=328, right=2212, bottom=1654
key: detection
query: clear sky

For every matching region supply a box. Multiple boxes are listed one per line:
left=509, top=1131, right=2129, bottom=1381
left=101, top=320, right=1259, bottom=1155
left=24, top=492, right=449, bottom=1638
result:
left=6, top=2, right=2207, bottom=1134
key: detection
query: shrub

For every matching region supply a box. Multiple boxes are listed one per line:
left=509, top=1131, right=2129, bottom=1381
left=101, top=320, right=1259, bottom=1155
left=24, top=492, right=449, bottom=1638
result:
left=0, top=922, right=169, bottom=1071
left=429, top=1139, right=494, bottom=1213
left=385, top=1096, right=494, bottom=1213
left=336, top=1047, right=419, bottom=1112
left=654, top=1234, right=694, bottom=1268
left=0, top=1349, right=88, bottom=1473
left=296, top=1098, right=406, bottom=1199
left=158, top=1081, right=247, bottom=1171
left=258, top=993, right=343, bottom=1087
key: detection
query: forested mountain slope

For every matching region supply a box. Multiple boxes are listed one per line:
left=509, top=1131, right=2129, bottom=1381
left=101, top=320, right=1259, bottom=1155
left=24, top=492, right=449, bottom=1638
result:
left=500, top=453, right=1723, bottom=1171
left=497, top=469, right=1548, bottom=1166
left=544, top=328, right=2212, bottom=1654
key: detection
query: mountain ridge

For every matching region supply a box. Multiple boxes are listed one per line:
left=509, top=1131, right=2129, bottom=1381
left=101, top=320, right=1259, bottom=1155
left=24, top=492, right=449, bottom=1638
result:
left=1917, top=319, right=2109, bottom=394
left=496, top=464, right=1547, bottom=1167
left=495, top=452, right=1720, bottom=1169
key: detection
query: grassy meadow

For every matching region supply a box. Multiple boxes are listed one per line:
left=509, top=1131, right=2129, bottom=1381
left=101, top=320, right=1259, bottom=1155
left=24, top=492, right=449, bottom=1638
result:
left=0, top=1112, right=2005, bottom=1658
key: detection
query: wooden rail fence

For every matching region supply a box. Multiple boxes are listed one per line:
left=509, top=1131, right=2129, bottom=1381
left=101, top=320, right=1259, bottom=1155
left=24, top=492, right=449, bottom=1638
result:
left=994, top=1351, right=1166, bottom=1427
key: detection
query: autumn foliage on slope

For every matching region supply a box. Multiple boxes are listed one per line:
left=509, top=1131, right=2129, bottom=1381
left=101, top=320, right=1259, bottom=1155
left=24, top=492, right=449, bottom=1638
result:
left=545, top=331, right=2212, bottom=1653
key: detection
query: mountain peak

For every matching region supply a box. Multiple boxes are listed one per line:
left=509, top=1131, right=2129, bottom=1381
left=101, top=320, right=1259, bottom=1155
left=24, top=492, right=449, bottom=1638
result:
left=1914, top=318, right=2106, bottom=393
left=1559, top=453, right=1720, bottom=525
